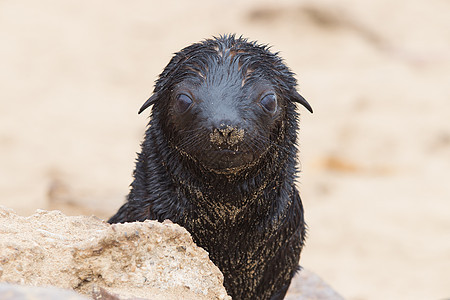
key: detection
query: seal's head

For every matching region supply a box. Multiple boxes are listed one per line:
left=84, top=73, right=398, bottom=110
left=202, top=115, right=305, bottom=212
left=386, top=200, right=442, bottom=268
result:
left=139, top=35, right=312, bottom=174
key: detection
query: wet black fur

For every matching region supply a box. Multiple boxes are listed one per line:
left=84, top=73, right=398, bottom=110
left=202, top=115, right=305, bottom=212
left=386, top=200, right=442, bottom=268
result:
left=109, top=35, right=310, bottom=300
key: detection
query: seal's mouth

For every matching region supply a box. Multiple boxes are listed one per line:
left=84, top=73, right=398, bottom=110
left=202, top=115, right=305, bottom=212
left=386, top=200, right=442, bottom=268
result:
left=211, top=149, right=241, bottom=156
left=198, top=149, right=255, bottom=174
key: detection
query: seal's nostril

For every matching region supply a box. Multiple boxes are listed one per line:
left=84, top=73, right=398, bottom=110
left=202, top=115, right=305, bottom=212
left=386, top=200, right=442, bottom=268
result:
left=210, top=126, right=244, bottom=146
left=218, top=127, right=234, bottom=137
left=210, top=128, right=226, bottom=145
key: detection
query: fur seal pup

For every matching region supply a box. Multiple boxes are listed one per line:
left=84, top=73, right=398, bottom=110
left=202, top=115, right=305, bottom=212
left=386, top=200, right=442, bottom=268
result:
left=109, top=35, right=313, bottom=300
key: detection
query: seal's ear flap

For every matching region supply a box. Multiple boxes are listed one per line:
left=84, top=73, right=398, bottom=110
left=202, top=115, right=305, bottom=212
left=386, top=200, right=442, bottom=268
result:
left=292, top=90, right=313, bottom=113
left=138, top=93, right=158, bottom=114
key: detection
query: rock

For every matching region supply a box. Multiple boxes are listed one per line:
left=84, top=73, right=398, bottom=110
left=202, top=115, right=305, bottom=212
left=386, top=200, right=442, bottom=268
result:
left=0, top=283, right=89, bottom=300
left=0, top=206, right=342, bottom=299
left=285, top=269, right=345, bottom=300
left=0, top=206, right=230, bottom=300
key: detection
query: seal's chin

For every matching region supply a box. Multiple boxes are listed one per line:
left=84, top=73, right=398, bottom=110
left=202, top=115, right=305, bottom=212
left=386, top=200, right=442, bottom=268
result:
left=198, top=150, right=255, bottom=174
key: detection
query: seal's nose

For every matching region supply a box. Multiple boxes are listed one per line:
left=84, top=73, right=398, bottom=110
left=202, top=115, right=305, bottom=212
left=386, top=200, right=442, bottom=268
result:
left=210, top=124, right=244, bottom=146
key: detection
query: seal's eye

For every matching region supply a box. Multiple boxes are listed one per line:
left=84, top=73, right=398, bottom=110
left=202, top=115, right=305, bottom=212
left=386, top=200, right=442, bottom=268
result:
left=260, top=93, right=277, bottom=114
left=174, top=93, right=193, bottom=113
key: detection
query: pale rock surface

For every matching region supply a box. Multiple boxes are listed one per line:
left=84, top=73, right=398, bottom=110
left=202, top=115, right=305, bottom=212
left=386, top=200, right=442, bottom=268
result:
left=0, top=283, right=90, bottom=300
left=0, top=206, right=230, bottom=300
left=286, top=269, right=344, bottom=300
left=0, top=206, right=342, bottom=299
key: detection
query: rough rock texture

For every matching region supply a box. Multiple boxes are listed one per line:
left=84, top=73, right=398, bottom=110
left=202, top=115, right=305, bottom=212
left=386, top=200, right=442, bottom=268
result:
left=0, top=206, right=230, bottom=300
left=0, top=206, right=343, bottom=299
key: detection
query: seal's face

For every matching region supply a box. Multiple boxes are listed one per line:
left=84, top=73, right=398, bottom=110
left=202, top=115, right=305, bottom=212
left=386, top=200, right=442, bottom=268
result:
left=139, top=35, right=312, bottom=174
left=169, top=73, right=281, bottom=173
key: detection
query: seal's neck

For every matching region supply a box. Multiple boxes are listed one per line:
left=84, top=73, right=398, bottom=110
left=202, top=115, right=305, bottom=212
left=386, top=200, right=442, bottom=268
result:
left=134, top=114, right=298, bottom=225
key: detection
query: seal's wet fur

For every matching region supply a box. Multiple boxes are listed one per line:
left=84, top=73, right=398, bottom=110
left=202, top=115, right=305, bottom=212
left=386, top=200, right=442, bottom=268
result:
left=109, top=35, right=312, bottom=300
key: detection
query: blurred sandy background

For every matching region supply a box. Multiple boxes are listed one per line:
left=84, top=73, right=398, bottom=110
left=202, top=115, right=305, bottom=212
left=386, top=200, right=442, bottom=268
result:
left=1, top=0, right=449, bottom=299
